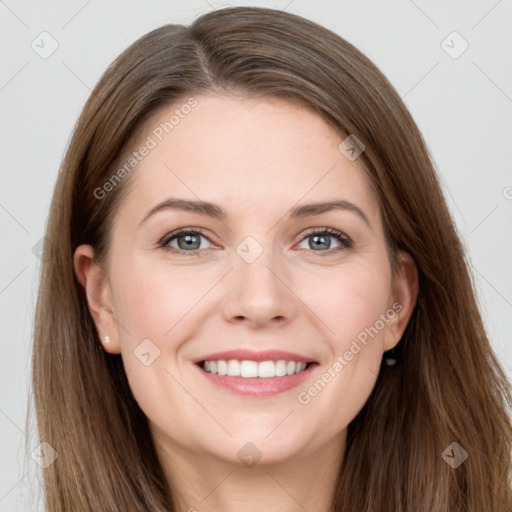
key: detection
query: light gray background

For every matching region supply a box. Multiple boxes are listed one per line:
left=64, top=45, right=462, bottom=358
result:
left=1, top=0, right=511, bottom=510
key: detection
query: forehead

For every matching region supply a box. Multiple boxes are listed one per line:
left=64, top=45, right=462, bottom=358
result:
left=118, top=94, right=381, bottom=229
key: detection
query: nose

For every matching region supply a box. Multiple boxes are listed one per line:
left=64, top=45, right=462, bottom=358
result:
left=221, top=242, right=297, bottom=328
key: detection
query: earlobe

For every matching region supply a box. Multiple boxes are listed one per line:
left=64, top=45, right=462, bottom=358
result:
left=73, top=244, right=121, bottom=354
left=384, top=249, right=419, bottom=351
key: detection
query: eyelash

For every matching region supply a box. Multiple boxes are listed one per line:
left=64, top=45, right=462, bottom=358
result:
left=159, top=227, right=353, bottom=257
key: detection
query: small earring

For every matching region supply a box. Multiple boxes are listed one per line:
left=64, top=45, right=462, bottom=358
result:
left=104, top=336, right=110, bottom=344
left=384, top=347, right=397, bottom=366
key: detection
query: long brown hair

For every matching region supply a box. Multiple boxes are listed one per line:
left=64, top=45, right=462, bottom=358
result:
left=32, top=6, right=512, bottom=510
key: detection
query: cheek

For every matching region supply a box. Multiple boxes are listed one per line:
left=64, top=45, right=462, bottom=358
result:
left=294, top=263, right=391, bottom=429
left=111, top=260, right=211, bottom=341
left=110, top=262, right=207, bottom=431
left=300, top=259, right=391, bottom=350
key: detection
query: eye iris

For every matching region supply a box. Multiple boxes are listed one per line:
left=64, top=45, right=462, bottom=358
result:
left=166, top=229, right=344, bottom=253
left=310, top=233, right=330, bottom=250
left=178, top=233, right=200, bottom=250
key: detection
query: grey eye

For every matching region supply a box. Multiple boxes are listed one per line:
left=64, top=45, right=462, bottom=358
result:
left=297, top=232, right=342, bottom=251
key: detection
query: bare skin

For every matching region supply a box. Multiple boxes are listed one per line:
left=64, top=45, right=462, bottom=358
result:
left=74, top=94, right=418, bottom=512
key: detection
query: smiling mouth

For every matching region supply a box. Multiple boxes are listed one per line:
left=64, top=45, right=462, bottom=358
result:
left=197, top=359, right=316, bottom=378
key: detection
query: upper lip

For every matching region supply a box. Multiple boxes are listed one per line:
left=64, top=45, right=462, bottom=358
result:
left=193, top=349, right=317, bottom=364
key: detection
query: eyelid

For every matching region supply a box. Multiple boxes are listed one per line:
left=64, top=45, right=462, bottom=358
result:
left=159, top=226, right=353, bottom=255
left=159, top=227, right=215, bottom=253
left=300, top=226, right=353, bottom=245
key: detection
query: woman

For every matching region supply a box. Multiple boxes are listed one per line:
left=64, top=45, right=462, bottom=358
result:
left=32, top=6, right=512, bottom=511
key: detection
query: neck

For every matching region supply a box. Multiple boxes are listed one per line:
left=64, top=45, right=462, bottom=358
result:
left=153, top=429, right=346, bottom=512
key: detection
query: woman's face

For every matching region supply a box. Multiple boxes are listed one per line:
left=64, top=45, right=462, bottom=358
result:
left=76, top=94, right=417, bottom=468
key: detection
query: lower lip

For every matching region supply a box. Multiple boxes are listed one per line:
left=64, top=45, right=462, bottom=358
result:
left=194, top=362, right=319, bottom=397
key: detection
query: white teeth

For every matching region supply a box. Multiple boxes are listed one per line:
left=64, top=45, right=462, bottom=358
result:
left=275, top=360, right=287, bottom=376
left=258, top=361, right=275, bottom=378
left=217, top=360, right=227, bottom=376
left=227, top=359, right=240, bottom=376
left=240, top=360, right=258, bottom=378
left=201, top=359, right=309, bottom=378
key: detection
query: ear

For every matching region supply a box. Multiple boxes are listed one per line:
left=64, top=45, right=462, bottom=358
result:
left=73, top=244, right=121, bottom=354
left=383, top=249, right=419, bottom=351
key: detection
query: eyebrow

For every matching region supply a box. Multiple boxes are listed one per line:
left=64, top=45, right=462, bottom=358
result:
left=139, top=197, right=372, bottom=230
